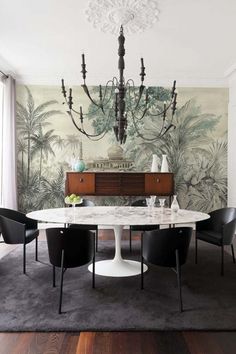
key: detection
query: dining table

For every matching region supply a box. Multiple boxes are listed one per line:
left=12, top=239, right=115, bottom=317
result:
left=27, top=206, right=209, bottom=277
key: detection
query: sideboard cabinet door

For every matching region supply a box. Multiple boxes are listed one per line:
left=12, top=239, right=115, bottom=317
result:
left=66, top=172, right=95, bottom=195
left=145, top=173, right=174, bottom=195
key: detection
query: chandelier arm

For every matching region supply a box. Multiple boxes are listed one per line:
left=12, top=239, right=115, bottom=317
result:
left=126, top=79, right=135, bottom=87
left=80, top=128, right=109, bottom=141
left=100, top=80, right=117, bottom=107
left=126, top=81, right=147, bottom=109
left=147, top=98, right=172, bottom=117
left=68, top=110, right=109, bottom=138
left=82, top=84, right=104, bottom=110
left=130, top=112, right=162, bottom=141
left=80, top=105, right=114, bottom=138
left=77, top=105, right=103, bottom=116
left=161, top=123, right=176, bottom=136
left=130, top=110, right=175, bottom=142
left=129, top=107, right=149, bottom=122
left=67, top=111, right=87, bottom=134
left=81, top=79, right=116, bottom=114
left=135, top=85, right=145, bottom=109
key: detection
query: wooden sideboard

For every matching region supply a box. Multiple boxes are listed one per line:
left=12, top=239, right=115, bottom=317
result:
left=65, top=172, right=174, bottom=197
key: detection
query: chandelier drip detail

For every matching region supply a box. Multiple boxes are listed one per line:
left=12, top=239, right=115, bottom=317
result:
left=61, top=25, right=177, bottom=144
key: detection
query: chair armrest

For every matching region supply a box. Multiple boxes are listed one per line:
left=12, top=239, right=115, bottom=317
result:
left=25, top=216, right=38, bottom=230
left=0, top=216, right=26, bottom=244
left=196, top=218, right=212, bottom=231
left=222, top=218, right=236, bottom=245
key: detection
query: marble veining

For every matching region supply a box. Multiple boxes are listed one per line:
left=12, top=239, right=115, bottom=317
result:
left=27, top=206, right=209, bottom=226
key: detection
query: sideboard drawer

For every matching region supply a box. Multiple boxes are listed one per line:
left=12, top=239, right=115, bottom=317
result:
left=145, top=173, right=174, bottom=195
left=67, top=172, right=95, bottom=195
left=121, top=173, right=145, bottom=195
left=95, top=173, right=120, bottom=195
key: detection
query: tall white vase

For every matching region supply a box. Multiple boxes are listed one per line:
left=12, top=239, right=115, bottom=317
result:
left=151, top=154, right=158, bottom=172
left=161, top=154, right=169, bottom=172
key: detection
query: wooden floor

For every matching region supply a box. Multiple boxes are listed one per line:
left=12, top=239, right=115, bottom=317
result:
left=0, top=229, right=236, bottom=354
left=0, top=331, right=236, bottom=354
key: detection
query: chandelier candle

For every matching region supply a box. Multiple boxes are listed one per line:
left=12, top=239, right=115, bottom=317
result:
left=61, top=25, right=177, bottom=144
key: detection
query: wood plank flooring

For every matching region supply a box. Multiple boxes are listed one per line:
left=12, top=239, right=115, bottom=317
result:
left=0, top=229, right=236, bottom=354
left=0, top=331, right=236, bottom=354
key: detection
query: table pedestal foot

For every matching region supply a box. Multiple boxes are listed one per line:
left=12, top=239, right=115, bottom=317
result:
left=88, top=259, right=148, bottom=277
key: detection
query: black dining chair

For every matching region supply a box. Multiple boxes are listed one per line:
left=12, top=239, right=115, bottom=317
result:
left=129, top=199, right=159, bottom=252
left=68, top=199, right=99, bottom=252
left=195, top=207, right=236, bottom=276
left=141, top=227, right=192, bottom=312
left=46, top=227, right=95, bottom=314
left=0, top=207, right=39, bottom=274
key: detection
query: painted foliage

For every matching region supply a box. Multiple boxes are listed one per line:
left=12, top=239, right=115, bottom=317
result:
left=16, top=85, right=228, bottom=213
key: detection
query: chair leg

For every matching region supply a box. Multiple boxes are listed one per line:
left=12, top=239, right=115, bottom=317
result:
left=23, top=243, right=26, bottom=274
left=92, top=255, right=95, bottom=289
left=129, top=227, right=132, bottom=253
left=195, top=236, right=198, bottom=264
left=221, top=244, right=224, bottom=276
left=231, top=244, right=235, bottom=263
left=95, top=229, right=98, bottom=252
left=141, top=234, right=144, bottom=289
left=35, top=237, right=38, bottom=261
left=59, top=250, right=65, bottom=314
left=175, top=249, right=183, bottom=312
left=53, top=266, right=56, bottom=287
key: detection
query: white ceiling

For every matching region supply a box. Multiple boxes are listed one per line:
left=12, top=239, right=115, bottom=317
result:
left=0, top=0, right=236, bottom=87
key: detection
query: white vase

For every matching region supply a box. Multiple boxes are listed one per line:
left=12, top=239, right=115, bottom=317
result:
left=151, top=154, right=158, bottom=172
left=171, top=195, right=180, bottom=213
left=161, top=154, right=169, bottom=172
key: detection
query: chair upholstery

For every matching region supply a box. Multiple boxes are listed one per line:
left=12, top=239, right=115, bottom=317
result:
left=195, top=207, right=236, bottom=276
left=0, top=207, right=39, bottom=274
left=68, top=199, right=99, bottom=251
left=46, top=227, right=95, bottom=314
left=129, top=199, right=159, bottom=252
left=141, top=227, right=192, bottom=312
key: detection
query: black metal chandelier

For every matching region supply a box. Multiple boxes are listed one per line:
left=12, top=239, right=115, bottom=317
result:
left=61, top=25, right=177, bottom=144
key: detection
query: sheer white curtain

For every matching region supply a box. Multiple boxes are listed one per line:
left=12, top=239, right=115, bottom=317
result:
left=0, top=75, right=17, bottom=209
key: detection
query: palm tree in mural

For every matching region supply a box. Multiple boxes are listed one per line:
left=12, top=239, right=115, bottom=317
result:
left=17, top=139, right=27, bottom=175
left=157, top=99, right=222, bottom=191
left=16, top=86, right=62, bottom=185
left=180, top=139, right=227, bottom=211
left=125, top=98, right=226, bottom=212
left=53, top=136, right=66, bottom=150
left=17, top=169, right=41, bottom=212
left=38, top=167, right=65, bottom=209
left=30, top=125, right=59, bottom=180
left=66, top=134, right=81, bottom=151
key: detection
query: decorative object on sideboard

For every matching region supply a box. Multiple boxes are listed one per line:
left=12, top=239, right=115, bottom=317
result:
left=74, top=140, right=86, bottom=172
left=151, top=154, right=158, bottom=172
left=74, top=159, right=86, bottom=172
left=69, top=154, right=76, bottom=171
left=61, top=25, right=177, bottom=145
left=171, top=195, right=180, bottom=213
left=107, top=144, right=124, bottom=160
left=161, top=154, right=169, bottom=172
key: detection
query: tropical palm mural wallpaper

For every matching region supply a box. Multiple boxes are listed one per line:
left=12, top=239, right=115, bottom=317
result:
left=16, top=85, right=228, bottom=213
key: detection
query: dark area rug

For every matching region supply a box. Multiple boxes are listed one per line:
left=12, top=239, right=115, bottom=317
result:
left=0, top=238, right=236, bottom=331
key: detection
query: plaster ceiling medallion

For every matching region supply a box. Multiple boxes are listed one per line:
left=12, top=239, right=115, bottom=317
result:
left=85, top=0, right=160, bottom=35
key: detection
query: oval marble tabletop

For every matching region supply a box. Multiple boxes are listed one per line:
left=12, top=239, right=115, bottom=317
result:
left=27, top=206, right=209, bottom=277
left=27, top=206, right=209, bottom=226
